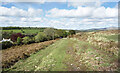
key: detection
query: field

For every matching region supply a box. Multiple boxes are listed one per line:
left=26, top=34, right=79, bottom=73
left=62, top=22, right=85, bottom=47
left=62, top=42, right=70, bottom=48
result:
left=2, top=30, right=119, bottom=72
left=2, top=29, right=43, bottom=34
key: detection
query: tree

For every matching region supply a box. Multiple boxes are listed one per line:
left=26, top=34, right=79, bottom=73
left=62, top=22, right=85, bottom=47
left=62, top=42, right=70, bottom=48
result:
left=35, top=32, right=47, bottom=42
left=44, top=28, right=55, bottom=40
left=10, top=33, right=25, bottom=42
left=56, top=29, right=67, bottom=38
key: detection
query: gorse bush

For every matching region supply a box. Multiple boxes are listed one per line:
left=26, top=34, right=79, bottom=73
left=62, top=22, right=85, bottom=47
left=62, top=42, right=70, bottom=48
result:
left=28, top=37, right=35, bottom=43
left=1, top=41, right=13, bottom=49
left=56, top=30, right=68, bottom=38
left=22, top=36, right=35, bottom=44
left=35, top=32, right=47, bottom=42
left=17, top=37, right=22, bottom=45
left=22, top=36, right=31, bottom=44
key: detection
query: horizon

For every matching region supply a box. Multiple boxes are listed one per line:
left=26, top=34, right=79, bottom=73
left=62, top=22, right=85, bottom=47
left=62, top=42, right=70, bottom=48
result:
left=1, top=26, right=119, bottom=30
left=0, top=1, right=119, bottom=30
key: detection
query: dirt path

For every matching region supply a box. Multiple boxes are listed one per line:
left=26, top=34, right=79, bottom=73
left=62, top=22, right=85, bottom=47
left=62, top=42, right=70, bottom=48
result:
left=64, top=38, right=88, bottom=71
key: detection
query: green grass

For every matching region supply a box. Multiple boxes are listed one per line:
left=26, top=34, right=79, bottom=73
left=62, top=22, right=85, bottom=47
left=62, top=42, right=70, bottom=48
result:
left=7, top=38, right=76, bottom=71
left=5, top=37, right=118, bottom=71
left=105, top=34, right=119, bottom=41
left=3, top=29, right=43, bottom=34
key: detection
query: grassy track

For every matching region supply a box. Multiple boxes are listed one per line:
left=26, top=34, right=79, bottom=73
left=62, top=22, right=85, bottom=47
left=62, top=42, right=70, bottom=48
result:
left=6, top=37, right=118, bottom=71
left=7, top=38, right=75, bottom=71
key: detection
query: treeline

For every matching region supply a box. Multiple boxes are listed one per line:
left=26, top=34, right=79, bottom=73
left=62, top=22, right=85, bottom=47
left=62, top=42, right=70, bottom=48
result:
left=2, top=27, right=46, bottom=30
left=1, top=28, right=76, bottom=49
left=2, top=27, right=21, bottom=30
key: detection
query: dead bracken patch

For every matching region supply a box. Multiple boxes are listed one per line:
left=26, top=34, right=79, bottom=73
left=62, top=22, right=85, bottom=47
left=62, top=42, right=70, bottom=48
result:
left=2, top=40, right=56, bottom=68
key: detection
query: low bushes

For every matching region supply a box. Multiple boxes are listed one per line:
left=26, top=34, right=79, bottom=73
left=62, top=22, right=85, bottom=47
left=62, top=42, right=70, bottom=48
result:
left=35, top=32, right=47, bottom=42
left=11, top=33, right=25, bottom=42
left=22, top=36, right=35, bottom=44
left=2, top=31, right=14, bottom=39
left=1, top=41, right=13, bottom=49
left=2, top=29, right=76, bottom=49
left=17, top=37, right=22, bottom=45
left=69, top=30, right=76, bottom=35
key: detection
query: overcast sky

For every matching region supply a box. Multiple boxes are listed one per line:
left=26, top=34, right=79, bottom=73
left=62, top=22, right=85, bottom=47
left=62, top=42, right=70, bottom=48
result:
left=0, top=0, right=119, bottom=30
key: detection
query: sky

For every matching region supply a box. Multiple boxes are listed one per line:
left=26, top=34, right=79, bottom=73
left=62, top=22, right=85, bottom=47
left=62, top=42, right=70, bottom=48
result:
left=0, top=0, right=119, bottom=30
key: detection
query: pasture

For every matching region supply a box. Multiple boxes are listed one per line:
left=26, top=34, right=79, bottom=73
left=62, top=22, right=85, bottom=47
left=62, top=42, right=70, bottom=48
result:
left=2, top=29, right=43, bottom=34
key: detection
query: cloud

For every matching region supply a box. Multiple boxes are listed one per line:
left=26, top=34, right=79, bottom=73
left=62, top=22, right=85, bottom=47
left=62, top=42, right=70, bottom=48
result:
left=46, top=6, right=118, bottom=18
left=68, top=0, right=102, bottom=8
left=0, top=2, right=118, bottom=30
left=21, top=18, right=27, bottom=22
left=46, top=7, right=94, bottom=18
left=0, top=16, right=17, bottom=22
left=92, top=7, right=118, bottom=18
left=27, top=8, right=43, bottom=17
left=0, top=6, right=43, bottom=17
left=0, top=15, right=118, bottom=30
left=0, top=6, right=26, bottom=17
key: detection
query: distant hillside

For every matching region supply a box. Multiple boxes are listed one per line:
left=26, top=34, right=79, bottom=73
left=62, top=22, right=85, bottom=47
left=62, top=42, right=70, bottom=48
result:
left=75, top=27, right=119, bottom=33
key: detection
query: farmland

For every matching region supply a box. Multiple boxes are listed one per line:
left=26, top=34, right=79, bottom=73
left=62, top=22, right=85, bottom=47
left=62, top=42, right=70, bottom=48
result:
left=3, top=29, right=42, bottom=34
left=2, top=29, right=119, bottom=72
left=2, top=27, right=45, bottom=35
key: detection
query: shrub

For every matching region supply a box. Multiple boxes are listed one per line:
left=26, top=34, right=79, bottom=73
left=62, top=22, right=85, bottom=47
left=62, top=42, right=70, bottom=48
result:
left=62, top=30, right=68, bottom=37
left=69, top=30, right=76, bottom=35
left=11, top=33, right=25, bottom=42
left=54, top=33, right=59, bottom=39
left=22, top=36, right=31, bottom=44
left=56, top=30, right=67, bottom=38
left=35, top=32, right=47, bottom=42
left=30, top=37, right=35, bottom=43
left=17, top=37, right=22, bottom=45
left=44, top=28, right=55, bottom=40
left=2, top=31, right=14, bottom=39
left=1, top=41, right=13, bottom=49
